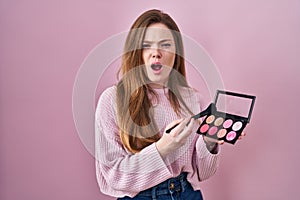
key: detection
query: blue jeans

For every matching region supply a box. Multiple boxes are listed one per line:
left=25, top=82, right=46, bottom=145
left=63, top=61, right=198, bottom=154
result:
left=117, top=173, right=203, bottom=200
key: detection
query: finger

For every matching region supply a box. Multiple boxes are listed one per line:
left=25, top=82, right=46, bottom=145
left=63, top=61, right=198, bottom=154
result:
left=238, top=132, right=246, bottom=140
left=177, top=118, right=195, bottom=140
left=197, top=119, right=202, bottom=125
left=218, top=140, right=225, bottom=145
left=203, top=136, right=224, bottom=145
left=165, top=118, right=185, bottom=133
left=170, top=118, right=190, bottom=136
left=165, top=118, right=184, bottom=130
left=203, top=135, right=218, bottom=143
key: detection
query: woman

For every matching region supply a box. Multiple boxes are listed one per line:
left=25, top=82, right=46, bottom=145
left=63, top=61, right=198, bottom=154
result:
left=95, top=9, right=234, bottom=199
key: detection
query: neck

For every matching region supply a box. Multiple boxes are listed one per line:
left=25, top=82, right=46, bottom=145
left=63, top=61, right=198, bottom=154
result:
left=148, top=81, right=168, bottom=89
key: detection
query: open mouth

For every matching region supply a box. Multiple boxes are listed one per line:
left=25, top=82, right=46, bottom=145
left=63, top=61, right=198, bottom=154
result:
left=151, top=63, right=163, bottom=71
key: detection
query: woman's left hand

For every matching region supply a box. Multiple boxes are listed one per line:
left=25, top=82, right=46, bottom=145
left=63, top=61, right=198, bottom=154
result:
left=238, top=131, right=246, bottom=140
left=203, top=131, right=247, bottom=145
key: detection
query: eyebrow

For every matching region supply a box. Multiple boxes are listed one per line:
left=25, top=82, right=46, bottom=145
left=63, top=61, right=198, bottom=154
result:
left=142, top=39, right=173, bottom=43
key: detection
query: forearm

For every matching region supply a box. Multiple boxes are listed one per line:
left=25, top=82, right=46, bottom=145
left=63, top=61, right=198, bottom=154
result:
left=193, top=136, right=221, bottom=181
left=96, top=123, right=171, bottom=191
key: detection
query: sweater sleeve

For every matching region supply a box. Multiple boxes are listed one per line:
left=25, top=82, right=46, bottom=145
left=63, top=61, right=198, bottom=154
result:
left=95, top=87, right=171, bottom=197
left=193, top=136, right=220, bottom=181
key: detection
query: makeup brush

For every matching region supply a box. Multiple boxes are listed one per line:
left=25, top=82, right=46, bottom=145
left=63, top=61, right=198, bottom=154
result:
left=165, top=103, right=216, bottom=133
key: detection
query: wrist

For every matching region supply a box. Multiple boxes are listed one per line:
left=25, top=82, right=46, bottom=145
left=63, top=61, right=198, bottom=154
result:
left=155, top=140, right=168, bottom=158
left=206, top=142, right=217, bottom=150
left=203, top=138, right=218, bottom=153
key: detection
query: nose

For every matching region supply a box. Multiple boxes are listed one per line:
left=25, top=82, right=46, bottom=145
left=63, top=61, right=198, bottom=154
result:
left=151, top=48, right=162, bottom=59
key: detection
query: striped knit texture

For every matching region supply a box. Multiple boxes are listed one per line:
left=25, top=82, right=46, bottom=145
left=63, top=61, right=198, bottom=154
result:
left=95, top=86, right=220, bottom=198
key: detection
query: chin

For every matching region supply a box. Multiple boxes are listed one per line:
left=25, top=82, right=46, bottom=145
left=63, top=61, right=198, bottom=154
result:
left=146, top=68, right=170, bottom=86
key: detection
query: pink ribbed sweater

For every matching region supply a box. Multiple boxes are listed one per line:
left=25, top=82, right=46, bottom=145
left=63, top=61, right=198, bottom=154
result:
left=95, top=85, right=220, bottom=198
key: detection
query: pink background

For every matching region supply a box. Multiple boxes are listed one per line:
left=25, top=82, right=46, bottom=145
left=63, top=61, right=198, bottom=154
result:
left=1, top=0, right=300, bottom=199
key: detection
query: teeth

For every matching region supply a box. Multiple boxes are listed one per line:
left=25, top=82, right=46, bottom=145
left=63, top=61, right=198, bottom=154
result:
left=151, top=64, right=162, bottom=71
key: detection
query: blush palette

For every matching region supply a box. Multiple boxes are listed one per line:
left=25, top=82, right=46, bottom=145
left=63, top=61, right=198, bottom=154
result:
left=196, top=90, right=256, bottom=144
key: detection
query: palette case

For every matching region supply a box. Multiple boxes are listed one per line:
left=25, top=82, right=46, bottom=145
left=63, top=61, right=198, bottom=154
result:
left=196, top=90, right=256, bottom=144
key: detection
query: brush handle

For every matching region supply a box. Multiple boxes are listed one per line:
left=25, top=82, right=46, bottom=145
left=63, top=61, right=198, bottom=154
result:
left=165, top=103, right=215, bottom=134
left=165, top=115, right=197, bottom=133
left=165, top=123, right=180, bottom=133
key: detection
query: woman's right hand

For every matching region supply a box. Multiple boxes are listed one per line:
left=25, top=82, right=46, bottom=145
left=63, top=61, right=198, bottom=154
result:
left=156, top=118, right=196, bottom=158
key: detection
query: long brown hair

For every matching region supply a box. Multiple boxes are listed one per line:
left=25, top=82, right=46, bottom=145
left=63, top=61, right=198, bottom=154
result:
left=116, top=9, right=193, bottom=153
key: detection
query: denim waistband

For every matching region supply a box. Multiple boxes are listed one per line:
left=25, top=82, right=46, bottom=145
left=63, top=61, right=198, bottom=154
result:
left=137, top=172, right=188, bottom=198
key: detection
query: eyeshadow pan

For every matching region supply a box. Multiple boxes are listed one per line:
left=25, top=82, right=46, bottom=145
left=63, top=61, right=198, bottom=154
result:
left=214, top=117, right=224, bottom=126
left=206, top=115, right=215, bottom=124
left=226, top=131, right=236, bottom=141
left=217, top=129, right=227, bottom=138
left=223, top=119, right=233, bottom=128
left=232, top=121, right=243, bottom=131
left=208, top=126, right=218, bottom=135
left=200, top=124, right=209, bottom=133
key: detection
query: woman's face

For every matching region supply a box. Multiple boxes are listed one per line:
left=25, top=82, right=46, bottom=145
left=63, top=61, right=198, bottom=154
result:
left=142, top=23, right=176, bottom=88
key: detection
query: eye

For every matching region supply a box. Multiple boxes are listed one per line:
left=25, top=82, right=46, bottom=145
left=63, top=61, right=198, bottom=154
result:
left=142, top=43, right=151, bottom=49
left=161, top=43, right=171, bottom=48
